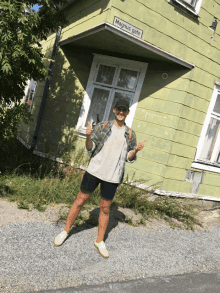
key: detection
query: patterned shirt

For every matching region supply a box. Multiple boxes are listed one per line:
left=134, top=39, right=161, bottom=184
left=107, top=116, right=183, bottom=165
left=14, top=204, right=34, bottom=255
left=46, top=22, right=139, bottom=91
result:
left=85, top=120, right=137, bottom=185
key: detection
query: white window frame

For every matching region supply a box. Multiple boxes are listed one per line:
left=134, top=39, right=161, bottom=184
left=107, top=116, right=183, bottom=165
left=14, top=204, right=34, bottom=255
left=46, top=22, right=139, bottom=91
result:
left=192, top=83, right=220, bottom=173
left=76, top=54, right=148, bottom=135
left=23, top=78, right=37, bottom=111
left=169, top=0, right=203, bottom=16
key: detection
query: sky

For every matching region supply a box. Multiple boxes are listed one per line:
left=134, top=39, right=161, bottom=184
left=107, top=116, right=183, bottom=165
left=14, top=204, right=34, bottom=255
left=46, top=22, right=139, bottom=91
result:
left=32, top=4, right=40, bottom=12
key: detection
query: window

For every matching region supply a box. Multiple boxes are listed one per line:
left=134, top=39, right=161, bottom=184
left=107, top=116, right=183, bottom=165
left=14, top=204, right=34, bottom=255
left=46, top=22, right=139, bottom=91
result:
left=76, top=54, right=148, bottom=134
left=169, top=0, right=203, bottom=16
left=180, top=0, right=198, bottom=7
left=23, top=78, right=37, bottom=111
left=192, top=83, right=220, bottom=173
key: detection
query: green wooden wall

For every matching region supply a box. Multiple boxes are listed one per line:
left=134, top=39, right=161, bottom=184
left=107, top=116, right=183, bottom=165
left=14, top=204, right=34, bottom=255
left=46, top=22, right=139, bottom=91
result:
left=19, top=0, right=220, bottom=197
left=18, top=35, right=55, bottom=147
left=106, top=0, right=220, bottom=196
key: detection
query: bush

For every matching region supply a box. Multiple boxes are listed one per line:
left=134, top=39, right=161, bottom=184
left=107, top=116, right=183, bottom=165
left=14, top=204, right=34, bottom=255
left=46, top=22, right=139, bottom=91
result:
left=0, top=102, right=32, bottom=154
left=0, top=137, right=203, bottom=230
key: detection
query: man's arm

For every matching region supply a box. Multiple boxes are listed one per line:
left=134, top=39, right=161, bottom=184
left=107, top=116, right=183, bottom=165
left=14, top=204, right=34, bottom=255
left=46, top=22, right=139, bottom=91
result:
left=85, top=121, right=96, bottom=152
left=128, top=139, right=147, bottom=161
left=126, top=131, right=138, bottom=163
left=86, top=135, right=93, bottom=151
left=128, top=149, right=138, bottom=161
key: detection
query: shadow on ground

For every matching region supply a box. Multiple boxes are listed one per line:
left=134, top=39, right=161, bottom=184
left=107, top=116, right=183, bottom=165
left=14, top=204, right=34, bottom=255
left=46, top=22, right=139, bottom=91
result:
left=64, top=205, right=125, bottom=243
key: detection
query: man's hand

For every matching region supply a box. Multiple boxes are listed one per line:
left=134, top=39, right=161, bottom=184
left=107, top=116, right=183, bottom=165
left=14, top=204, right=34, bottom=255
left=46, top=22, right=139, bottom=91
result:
left=86, top=121, right=93, bottom=151
left=135, top=140, right=147, bottom=152
left=128, top=140, right=147, bottom=161
left=86, top=121, right=93, bottom=137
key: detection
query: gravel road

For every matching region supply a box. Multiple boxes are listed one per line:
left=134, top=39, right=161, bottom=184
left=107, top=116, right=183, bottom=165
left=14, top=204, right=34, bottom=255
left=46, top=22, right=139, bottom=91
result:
left=1, top=216, right=220, bottom=293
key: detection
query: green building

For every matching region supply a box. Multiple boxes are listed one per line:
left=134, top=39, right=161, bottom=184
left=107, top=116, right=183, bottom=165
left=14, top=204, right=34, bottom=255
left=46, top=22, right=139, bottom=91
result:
left=19, top=0, right=220, bottom=199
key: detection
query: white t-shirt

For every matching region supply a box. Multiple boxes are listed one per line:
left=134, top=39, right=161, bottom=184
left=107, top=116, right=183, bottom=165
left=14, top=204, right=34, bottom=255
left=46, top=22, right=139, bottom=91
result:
left=86, top=123, right=126, bottom=183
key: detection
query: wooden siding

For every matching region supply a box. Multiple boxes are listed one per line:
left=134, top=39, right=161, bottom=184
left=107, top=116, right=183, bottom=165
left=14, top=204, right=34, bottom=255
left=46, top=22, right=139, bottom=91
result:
left=34, top=46, right=94, bottom=164
left=60, top=0, right=111, bottom=41
left=19, top=34, right=56, bottom=147
left=109, top=0, right=220, bottom=195
left=19, top=0, right=220, bottom=197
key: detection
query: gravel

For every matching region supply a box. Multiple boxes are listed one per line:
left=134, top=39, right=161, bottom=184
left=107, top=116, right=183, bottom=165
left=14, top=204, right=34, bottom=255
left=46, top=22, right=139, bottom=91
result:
left=1, top=220, right=220, bottom=293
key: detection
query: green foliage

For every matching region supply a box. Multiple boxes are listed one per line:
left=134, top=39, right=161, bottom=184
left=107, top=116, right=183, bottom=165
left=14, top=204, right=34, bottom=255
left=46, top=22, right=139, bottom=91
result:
left=0, top=0, right=68, bottom=143
left=18, top=199, right=30, bottom=210
left=0, top=138, right=203, bottom=231
left=114, top=180, right=203, bottom=230
left=0, top=0, right=68, bottom=104
left=0, top=101, right=32, bottom=150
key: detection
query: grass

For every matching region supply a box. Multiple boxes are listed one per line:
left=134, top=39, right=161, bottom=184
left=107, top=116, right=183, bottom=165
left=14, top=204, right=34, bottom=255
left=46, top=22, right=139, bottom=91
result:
left=0, top=137, right=204, bottom=230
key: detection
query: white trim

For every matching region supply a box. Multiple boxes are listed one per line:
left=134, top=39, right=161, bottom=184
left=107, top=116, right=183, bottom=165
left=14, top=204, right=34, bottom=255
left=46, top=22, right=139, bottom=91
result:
left=192, top=161, right=220, bottom=173
left=170, top=0, right=203, bottom=16
left=60, top=23, right=194, bottom=69
left=23, top=78, right=37, bottom=111
left=33, top=150, right=63, bottom=163
left=23, top=80, right=30, bottom=104
left=76, top=54, right=148, bottom=133
left=29, top=148, right=220, bottom=201
left=17, top=136, right=31, bottom=149
left=32, top=150, right=87, bottom=170
left=92, top=54, right=147, bottom=69
left=129, top=67, right=146, bottom=127
left=192, top=83, right=220, bottom=173
left=154, top=188, right=220, bottom=202
left=194, top=84, right=220, bottom=165
left=128, top=181, right=220, bottom=202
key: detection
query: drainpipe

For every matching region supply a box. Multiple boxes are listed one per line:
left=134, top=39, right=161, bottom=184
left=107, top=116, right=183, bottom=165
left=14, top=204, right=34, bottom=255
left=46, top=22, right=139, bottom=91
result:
left=31, top=26, right=62, bottom=150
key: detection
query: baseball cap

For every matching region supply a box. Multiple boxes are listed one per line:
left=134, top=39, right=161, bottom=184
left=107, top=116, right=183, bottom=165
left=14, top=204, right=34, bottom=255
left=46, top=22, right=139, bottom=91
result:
left=114, top=99, right=130, bottom=110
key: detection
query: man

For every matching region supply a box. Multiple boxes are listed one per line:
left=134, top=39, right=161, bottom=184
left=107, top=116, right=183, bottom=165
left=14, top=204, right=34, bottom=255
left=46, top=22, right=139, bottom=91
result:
left=54, top=99, right=146, bottom=258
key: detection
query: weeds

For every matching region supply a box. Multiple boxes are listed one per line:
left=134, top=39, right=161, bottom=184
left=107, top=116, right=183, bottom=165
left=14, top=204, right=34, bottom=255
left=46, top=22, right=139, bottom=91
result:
left=114, top=175, right=203, bottom=230
left=17, top=200, right=30, bottom=210
left=0, top=137, right=203, bottom=230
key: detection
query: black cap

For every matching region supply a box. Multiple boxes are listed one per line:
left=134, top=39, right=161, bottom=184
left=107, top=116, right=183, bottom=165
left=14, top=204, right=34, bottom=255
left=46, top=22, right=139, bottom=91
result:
left=114, top=99, right=130, bottom=110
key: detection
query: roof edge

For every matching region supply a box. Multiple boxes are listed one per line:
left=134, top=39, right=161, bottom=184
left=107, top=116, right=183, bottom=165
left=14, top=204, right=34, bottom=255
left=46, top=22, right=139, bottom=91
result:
left=60, top=22, right=195, bottom=69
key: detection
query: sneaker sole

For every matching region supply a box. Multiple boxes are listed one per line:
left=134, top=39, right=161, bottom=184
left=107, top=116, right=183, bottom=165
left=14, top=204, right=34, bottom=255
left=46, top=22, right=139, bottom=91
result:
left=54, top=232, right=68, bottom=247
left=54, top=242, right=63, bottom=247
left=54, top=238, right=67, bottom=247
left=94, top=244, right=109, bottom=258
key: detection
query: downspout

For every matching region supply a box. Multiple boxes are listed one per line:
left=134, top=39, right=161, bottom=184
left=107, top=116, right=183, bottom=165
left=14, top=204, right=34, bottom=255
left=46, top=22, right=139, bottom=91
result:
left=31, top=26, right=62, bottom=150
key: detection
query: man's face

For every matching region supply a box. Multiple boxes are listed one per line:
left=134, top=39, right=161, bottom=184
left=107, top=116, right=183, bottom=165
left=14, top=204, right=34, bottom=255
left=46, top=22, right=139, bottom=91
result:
left=113, top=106, right=130, bottom=122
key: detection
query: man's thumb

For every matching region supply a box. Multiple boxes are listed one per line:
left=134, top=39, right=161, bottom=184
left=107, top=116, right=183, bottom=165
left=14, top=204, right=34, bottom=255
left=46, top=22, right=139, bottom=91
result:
left=88, top=121, right=92, bottom=128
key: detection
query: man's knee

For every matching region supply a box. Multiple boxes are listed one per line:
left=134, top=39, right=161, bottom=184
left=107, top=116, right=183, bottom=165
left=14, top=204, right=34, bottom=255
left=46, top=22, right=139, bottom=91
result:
left=100, top=205, right=110, bottom=215
left=75, top=199, right=85, bottom=209
left=75, top=191, right=90, bottom=208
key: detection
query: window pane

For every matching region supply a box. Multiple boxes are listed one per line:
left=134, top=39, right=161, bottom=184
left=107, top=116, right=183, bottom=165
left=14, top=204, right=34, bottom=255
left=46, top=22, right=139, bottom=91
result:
left=28, top=82, right=37, bottom=105
left=117, top=69, right=138, bottom=90
left=25, top=79, right=37, bottom=107
left=182, top=0, right=196, bottom=6
left=85, top=88, right=109, bottom=127
left=96, top=65, right=116, bottom=85
left=200, top=117, right=220, bottom=160
left=108, top=92, right=133, bottom=121
left=213, top=94, right=220, bottom=114
left=25, top=88, right=30, bottom=104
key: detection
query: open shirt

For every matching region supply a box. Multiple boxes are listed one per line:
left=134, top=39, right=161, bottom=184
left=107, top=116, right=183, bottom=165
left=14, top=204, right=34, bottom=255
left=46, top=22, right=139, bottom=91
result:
left=85, top=120, right=137, bottom=185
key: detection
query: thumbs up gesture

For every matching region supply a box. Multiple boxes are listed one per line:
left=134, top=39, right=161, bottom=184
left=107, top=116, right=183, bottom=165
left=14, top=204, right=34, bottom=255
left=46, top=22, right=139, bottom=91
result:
left=135, top=140, right=147, bottom=152
left=86, top=121, right=93, bottom=137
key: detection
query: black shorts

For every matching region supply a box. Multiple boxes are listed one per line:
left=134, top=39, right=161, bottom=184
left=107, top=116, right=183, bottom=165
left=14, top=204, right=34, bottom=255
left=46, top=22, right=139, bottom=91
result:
left=80, top=171, right=119, bottom=201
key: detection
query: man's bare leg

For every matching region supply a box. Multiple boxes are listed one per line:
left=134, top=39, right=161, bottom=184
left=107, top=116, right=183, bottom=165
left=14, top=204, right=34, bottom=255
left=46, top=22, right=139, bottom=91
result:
left=96, top=198, right=112, bottom=243
left=64, top=190, right=91, bottom=233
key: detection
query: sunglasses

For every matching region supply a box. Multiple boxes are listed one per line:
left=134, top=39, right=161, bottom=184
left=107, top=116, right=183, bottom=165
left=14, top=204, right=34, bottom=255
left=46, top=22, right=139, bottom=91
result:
left=116, top=107, right=128, bottom=112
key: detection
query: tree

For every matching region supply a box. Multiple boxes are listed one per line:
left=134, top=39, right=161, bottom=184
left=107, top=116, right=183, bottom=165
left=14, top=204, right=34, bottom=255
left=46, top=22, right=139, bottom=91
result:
left=0, top=0, right=68, bottom=143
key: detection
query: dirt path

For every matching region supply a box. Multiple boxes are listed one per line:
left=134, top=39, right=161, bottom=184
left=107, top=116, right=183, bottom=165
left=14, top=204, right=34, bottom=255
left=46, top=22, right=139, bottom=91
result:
left=1, top=198, right=220, bottom=231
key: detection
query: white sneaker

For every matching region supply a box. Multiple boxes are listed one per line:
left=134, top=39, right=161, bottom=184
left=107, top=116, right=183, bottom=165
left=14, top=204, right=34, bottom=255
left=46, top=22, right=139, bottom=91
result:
left=54, top=231, right=68, bottom=247
left=94, top=241, right=109, bottom=258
